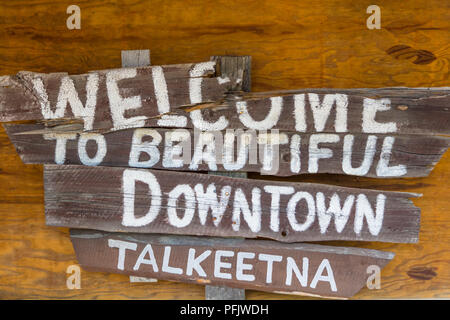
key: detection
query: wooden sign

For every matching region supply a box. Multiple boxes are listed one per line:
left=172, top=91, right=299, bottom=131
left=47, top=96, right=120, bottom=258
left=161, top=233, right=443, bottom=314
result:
left=6, top=123, right=449, bottom=177
left=45, top=165, right=420, bottom=243
left=0, top=52, right=444, bottom=299
left=70, top=229, right=395, bottom=299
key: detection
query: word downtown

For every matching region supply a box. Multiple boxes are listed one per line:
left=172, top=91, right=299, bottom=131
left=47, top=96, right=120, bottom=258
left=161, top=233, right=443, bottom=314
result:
left=121, top=168, right=386, bottom=237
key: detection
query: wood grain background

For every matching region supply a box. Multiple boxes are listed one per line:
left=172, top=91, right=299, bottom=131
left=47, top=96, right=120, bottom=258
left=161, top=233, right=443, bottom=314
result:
left=0, top=0, right=448, bottom=299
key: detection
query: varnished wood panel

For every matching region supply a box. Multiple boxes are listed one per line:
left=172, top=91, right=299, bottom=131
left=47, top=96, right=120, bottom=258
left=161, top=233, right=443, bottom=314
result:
left=0, top=0, right=448, bottom=299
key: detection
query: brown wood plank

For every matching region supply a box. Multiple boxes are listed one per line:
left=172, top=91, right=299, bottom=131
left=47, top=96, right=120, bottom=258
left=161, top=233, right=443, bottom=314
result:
left=44, top=165, right=420, bottom=243
left=6, top=123, right=448, bottom=178
left=181, top=87, right=450, bottom=135
left=1, top=82, right=449, bottom=135
left=70, top=229, right=395, bottom=299
left=0, top=61, right=235, bottom=131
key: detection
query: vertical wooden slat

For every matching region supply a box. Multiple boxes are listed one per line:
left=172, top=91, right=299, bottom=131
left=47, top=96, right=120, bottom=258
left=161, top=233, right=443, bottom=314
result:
left=121, top=49, right=151, bottom=68
left=205, top=55, right=251, bottom=300
left=121, top=49, right=157, bottom=284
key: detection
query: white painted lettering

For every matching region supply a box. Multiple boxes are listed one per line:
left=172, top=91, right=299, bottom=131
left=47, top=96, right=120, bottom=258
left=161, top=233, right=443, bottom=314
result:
left=376, top=136, right=407, bottom=177
left=287, top=192, right=315, bottom=232
left=237, top=97, right=283, bottom=130
left=189, top=132, right=217, bottom=171
left=308, top=93, right=348, bottom=132
left=310, top=259, right=337, bottom=292
left=152, top=66, right=187, bottom=127
left=186, top=248, right=211, bottom=277
left=167, top=184, right=196, bottom=228
left=232, top=188, right=262, bottom=233
left=342, top=134, right=377, bottom=176
left=122, top=169, right=162, bottom=227
left=189, top=61, right=215, bottom=104
left=133, top=244, right=159, bottom=272
left=106, top=69, right=146, bottom=130
left=354, top=194, right=386, bottom=236
left=316, top=192, right=355, bottom=234
left=214, top=250, right=234, bottom=279
left=78, top=133, right=107, bottom=166
left=194, top=183, right=231, bottom=226
left=128, top=129, right=162, bottom=168
left=236, top=252, right=255, bottom=282
left=222, top=130, right=253, bottom=171
left=163, top=130, right=190, bottom=168
left=33, top=74, right=99, bottom=130
left=362, top=98, right=397, bottom=133
left=108, top=239, right=137, bottom=271
left=293, top=94, right=306, bottom=132
left=285, top=257, right=309, bottom=287
left=162, top=246, right=183, bottom=274
left=290, top=134, right=301, bottom=173
left=258, top=253, right=282, bottom=284
left=308, top=134, right=340, bottom=173
left=44, top=133, right=77, bottom=164
left=263, top=185, right=295, bottom=232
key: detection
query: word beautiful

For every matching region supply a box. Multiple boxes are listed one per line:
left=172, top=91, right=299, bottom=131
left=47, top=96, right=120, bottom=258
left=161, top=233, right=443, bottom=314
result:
left=42, top=127, right=408, bottom=177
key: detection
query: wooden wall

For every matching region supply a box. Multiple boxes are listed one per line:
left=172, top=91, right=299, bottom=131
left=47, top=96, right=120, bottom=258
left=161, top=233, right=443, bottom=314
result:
left=0, top=0, right=448, bottom=299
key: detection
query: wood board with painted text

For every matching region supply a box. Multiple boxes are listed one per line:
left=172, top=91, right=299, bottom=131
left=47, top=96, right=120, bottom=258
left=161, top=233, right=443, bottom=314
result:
left=45, top=165, right=421, bottom=243
left=70, top=229, right=395, bottom=299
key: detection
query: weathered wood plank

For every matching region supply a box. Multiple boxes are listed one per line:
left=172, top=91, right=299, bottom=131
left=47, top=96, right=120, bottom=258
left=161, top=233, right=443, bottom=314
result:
left=1, top=80, right=449, bottom=135
left=182, top=88, right=450, bottom=135
left=0, top=61, right=236, bottom=131
left=44, top=165, right=421, bottom=243
left=6, top=123, right=448, bottom=178
left=69, top=229, right=395, bottom=299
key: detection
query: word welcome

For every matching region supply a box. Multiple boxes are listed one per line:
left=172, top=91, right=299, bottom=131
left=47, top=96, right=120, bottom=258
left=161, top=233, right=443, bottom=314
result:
left=35, top=80, right=401, bottom=133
